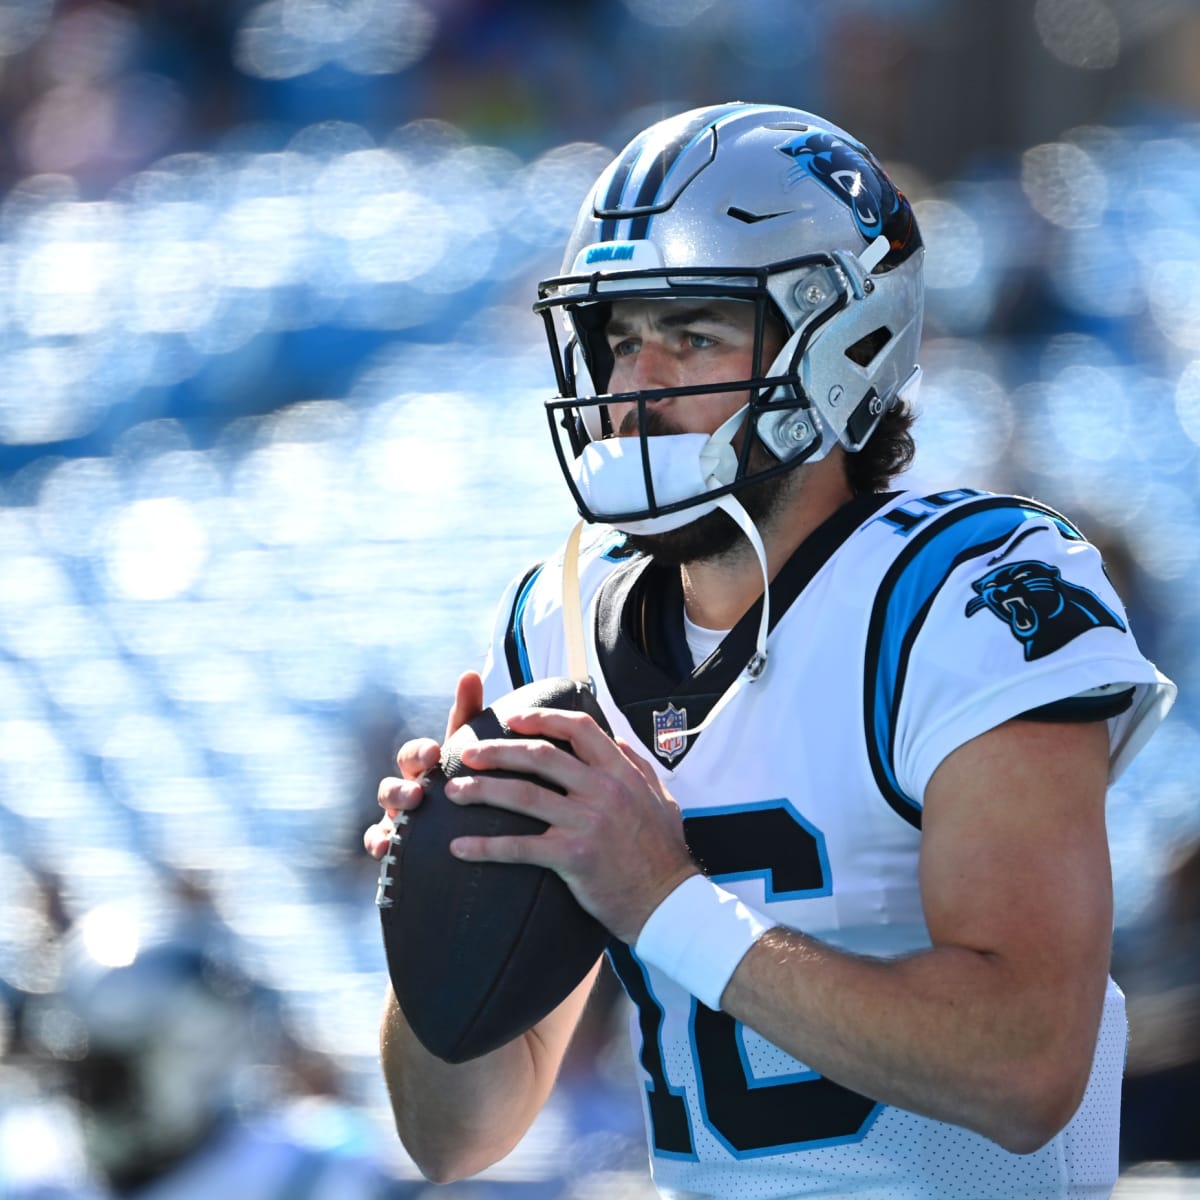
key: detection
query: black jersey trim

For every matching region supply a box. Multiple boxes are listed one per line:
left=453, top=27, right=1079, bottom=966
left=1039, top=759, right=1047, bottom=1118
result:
left=863, top=496, right=1085, bottom=830
left=595, top=491, right=898, bottom=763
left=1020, top=687, right=1134, bottom=723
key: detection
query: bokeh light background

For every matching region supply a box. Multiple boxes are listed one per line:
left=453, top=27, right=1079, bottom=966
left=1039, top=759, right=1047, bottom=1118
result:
left=1, top=0, right=1199, bottom=1192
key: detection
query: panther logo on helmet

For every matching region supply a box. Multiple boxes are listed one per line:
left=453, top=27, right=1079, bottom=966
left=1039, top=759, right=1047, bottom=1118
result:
left=777, top=131, right=920, bottom=265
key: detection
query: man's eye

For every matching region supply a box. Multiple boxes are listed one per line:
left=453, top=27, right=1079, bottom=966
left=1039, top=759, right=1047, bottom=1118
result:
left=687, top=333, right=717, bottom=349
left=611, top=338, right=639, bottom=357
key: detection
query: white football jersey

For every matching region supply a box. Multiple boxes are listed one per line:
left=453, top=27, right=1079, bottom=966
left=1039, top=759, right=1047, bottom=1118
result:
left=480, top=488, right=1176, bottom=1200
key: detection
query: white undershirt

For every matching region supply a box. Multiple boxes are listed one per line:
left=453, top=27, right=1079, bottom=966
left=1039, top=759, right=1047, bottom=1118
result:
left=683, top=609, right=731, bottom=668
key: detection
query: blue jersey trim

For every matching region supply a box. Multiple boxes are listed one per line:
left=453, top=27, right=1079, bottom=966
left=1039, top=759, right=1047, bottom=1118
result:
left=501, top=563, right=544, bottom=688
left=863, top=495, right=1084, bottom=828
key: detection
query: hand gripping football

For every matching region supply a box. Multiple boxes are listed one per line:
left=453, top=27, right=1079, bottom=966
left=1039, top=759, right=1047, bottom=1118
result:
left=376, top=677, right=613, bottom=1063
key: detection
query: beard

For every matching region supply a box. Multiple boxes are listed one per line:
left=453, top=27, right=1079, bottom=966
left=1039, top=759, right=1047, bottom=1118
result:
left=621, top=469, right=794, bottom=566
left=615, top=407, right=797, bottom=567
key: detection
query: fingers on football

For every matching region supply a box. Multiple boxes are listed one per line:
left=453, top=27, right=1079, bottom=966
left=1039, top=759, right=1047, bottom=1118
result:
left=446, top=741, right=585, bottom=824
left=396, top=737, right=440, bottom=779
left=448, top=812, right=603, bottom=876
left=377, top=775, right=424, bottom=815
left=450, top=831, right=548, bottom=866
left=503, top=707, right=615, bottom=766
left=363, top=815, right=395, bottom=859
left=457, top=733, right=597, bottom=804
left=507, top=710, right=657, bottom=804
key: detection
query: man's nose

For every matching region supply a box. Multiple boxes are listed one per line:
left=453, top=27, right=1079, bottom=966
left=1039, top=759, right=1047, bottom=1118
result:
left=627, top=340, right=675, bottom=390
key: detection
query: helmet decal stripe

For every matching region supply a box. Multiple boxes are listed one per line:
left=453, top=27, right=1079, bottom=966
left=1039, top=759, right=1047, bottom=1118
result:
left=597, top=134, right=646, bottom=243
left=597, top=104, right=763, bottom=243
left=624, top=111, right=725, bottom=240
left=627, top=104, right=781, bottom=241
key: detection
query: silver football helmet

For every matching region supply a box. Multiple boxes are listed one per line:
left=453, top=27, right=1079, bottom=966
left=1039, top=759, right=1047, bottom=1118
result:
left=535, top=102, right=925, bottom=528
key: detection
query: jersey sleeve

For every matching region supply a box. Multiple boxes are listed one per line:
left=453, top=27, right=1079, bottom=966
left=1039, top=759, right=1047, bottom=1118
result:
left=888, top=512, right=1176, bottom=807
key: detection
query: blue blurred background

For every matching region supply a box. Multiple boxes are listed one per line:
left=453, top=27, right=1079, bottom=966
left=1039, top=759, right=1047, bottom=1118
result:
left=0, top=0, right=1197, bottom=1194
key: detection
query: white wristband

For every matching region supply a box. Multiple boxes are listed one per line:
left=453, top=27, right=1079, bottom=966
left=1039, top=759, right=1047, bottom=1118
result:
left=634, top=874, right=778, bottom=1011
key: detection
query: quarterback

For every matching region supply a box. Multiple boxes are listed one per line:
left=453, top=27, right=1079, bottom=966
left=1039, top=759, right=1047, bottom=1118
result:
left=366, top=103, right=1176, bottom=1198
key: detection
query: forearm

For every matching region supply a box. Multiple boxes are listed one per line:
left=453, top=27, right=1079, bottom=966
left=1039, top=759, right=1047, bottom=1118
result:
left=380, top=964, right=599, bottom=1181
left=379, top=992, right=531, bottom=1180
left=723, top=929, right=1104, bottom=1153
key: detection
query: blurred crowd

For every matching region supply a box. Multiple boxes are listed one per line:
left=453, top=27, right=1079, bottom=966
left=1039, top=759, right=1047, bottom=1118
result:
left=0, top=0, right=1198, bottom=1194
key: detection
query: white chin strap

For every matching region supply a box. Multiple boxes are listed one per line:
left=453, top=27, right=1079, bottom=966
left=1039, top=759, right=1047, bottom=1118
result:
left=669, top=491, right=771, bottom=741
left=564, top=406, right=772, bottom=743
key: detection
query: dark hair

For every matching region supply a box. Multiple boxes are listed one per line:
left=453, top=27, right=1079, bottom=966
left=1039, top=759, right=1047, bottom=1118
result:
left=843, top=400, right=916, bottom=494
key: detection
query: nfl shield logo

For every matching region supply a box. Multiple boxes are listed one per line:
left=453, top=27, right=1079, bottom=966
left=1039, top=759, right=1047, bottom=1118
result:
left=652, top=703, right=688, bottom=763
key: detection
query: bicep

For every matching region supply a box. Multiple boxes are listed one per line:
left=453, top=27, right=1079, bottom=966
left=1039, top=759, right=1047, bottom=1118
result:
left=920, top=718, right=1114, bottom=1031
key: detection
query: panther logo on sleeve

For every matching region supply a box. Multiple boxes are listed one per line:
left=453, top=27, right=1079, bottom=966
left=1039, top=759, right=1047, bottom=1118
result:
left=965, top=559, right=1126, bottom=660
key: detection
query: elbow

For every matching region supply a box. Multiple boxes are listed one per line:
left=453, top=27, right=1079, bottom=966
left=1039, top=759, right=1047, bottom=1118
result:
left=992, top=1106, right=1078, bottom=1157
left=992, top=1112, right=1069, bottom=1157
left=393, top=1118, right=516, bottom=1185
left=412, top=1158, right=475, bottom=1186
left=401, top=1137, right=499, bottom=1185
left=985, top=1059, right=1092, bottom=1156
left=410, top=1158, right=459, bottom=1186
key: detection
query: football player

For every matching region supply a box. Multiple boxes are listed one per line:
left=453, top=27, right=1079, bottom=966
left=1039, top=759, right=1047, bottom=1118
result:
left=366, top=103, right=1176, bottom=1198
left=10, top=911, right=405, bottom=1200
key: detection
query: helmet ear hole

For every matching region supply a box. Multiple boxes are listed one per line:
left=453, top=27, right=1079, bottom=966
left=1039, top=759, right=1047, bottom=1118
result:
left=845, top=326, right=893, bottom=368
